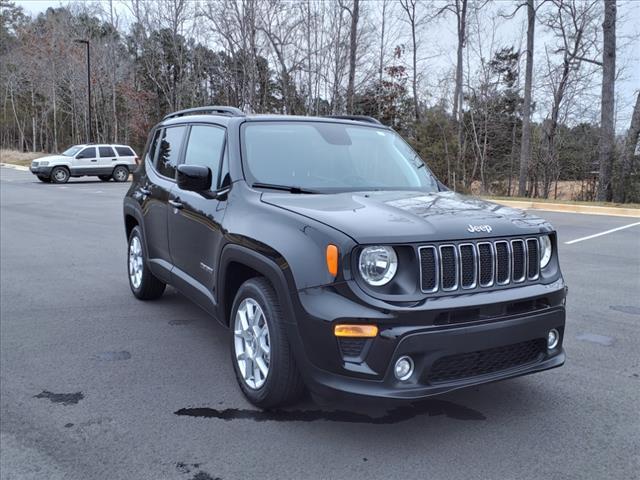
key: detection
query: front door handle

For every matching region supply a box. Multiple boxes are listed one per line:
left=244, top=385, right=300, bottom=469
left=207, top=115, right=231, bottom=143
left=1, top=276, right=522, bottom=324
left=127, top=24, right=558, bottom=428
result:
left=169, top=199, right=183, bottom=209
left=91, top=159, right=97, bottom=162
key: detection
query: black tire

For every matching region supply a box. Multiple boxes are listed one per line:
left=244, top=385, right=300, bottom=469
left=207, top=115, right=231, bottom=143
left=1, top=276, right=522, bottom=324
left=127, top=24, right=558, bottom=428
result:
left=127, top=225, right=166, bottom=300
left=50, top=166, right=69, bottom=184
left=98, top=175, right=111, bottom=182
left=230, top=277, right=305, bottom=409
left=37, top=176, right=50, bottom=183
left=112, top=165, right=130, bottom=182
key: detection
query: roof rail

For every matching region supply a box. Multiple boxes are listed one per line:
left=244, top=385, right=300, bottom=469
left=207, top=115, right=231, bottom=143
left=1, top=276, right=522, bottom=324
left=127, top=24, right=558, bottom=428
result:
left=163, top=106, right=245, bottom=121
left=324, top=115, right=382, bottom=125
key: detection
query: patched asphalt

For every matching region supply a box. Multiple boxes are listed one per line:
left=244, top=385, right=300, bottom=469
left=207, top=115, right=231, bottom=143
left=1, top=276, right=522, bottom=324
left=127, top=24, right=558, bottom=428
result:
left=1, top=166, right=639, bottom=480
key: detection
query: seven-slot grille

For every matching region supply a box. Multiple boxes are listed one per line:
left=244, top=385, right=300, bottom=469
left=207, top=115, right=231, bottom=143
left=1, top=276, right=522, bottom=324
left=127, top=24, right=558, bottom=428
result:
left=419, top=237, right=541, bottom=293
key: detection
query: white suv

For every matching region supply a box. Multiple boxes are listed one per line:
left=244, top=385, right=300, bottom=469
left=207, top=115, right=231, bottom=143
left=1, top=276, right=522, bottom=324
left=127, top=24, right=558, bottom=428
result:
left=29, top=144, right=138, bottom=183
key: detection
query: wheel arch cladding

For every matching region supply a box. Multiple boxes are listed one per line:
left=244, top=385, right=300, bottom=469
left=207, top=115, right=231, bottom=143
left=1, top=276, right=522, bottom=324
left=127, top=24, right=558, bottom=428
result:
left=218, top=244, right=296, bottom=327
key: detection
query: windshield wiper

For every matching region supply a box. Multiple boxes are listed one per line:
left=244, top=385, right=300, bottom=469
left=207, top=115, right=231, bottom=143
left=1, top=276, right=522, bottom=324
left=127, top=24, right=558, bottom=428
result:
left=252, top=182, right=318, bottom=194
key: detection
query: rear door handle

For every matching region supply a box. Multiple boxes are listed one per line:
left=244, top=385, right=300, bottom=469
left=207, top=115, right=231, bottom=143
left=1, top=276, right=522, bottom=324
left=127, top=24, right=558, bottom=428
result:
left=169, top=199, right=183, bottom=209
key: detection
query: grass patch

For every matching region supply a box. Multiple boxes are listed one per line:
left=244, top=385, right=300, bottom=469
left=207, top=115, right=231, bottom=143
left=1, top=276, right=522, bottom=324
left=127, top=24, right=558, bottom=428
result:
left=0, top=149, right=45, bottom=167
left=485, top=195, right=640, bottom=210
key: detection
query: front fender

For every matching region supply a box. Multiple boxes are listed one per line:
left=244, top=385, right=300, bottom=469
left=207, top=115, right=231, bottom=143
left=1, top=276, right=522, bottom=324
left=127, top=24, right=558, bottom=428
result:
left=50, top=161, right=73, bottom=169
left=221, top=184, right=357, bottom=292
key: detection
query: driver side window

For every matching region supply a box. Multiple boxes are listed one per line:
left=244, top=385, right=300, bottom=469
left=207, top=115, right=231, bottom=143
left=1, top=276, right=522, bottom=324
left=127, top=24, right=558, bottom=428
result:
left=183, top=125, right=226, bottom=188
left=76, top=147, right=96, bottom=159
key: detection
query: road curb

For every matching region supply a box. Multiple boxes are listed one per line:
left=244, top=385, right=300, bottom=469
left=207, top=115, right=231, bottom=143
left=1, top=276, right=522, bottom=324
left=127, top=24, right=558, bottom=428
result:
left=0, top=163, right=29, bottom=172
left=489, top=199, right=640, bottom=218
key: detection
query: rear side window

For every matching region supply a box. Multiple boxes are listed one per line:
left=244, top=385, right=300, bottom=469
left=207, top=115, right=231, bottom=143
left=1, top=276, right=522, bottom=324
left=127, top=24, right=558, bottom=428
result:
left=115, top=146, right=135, bottom=157
left=155, top=126, right=187, bottom=179
left=183, top=125, right=225, bottom=186
left=76, top=147, right=96, bottom=159
left=98, top=146, right=116, bottom=157
left=147, top=130, right=161, bottom=164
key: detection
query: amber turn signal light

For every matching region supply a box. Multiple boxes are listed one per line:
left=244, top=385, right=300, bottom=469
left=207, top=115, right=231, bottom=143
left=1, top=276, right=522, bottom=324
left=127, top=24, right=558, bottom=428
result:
left=326, top=244, right=339, bottom=277
left=334, top=324, right=379, bottom=338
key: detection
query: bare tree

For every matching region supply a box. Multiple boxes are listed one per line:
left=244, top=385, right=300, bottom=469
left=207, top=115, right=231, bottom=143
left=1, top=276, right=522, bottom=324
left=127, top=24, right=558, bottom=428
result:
left=539, top=0, right=601, bottom=198
left=340, top=0, right=359, bottom=114
left=258, top=0, right=303, bottom=114
left=596, top=0, right=616, bottom=201
left=518, top=0, right=535, bottom=197
left=437, top=0, right=468, bottom=190
left=399, top=0, right=421, bottom=122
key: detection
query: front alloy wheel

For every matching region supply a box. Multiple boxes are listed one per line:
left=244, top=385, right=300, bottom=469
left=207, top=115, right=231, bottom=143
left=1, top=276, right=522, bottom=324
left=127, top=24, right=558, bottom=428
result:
left=234, top=298, right=271, bottom=389
left=51, top=166, right=69, bottom=184
left=230, top=278, right=304, bottom=408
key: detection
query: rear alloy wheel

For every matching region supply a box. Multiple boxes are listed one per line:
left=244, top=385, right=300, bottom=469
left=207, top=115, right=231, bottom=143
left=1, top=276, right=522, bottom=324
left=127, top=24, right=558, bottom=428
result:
left=98, top=175, right=111, bottom=182
left=50, top=166, right=69, bottom=184
left=127, top=226, right=166, bottom=300
left=112, top=166, right=129, bottom=182
left=230, top=278, right=304, bottom=408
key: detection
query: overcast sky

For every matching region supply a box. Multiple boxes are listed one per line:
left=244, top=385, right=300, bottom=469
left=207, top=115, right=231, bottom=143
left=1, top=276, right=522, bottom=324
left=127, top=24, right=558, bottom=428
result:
left=15, top=0, right=640, bottom=130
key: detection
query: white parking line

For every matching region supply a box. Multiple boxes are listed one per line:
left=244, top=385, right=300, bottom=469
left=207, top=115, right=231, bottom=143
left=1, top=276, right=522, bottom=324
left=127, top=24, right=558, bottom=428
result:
left=564, top=221, right=640, bottom=245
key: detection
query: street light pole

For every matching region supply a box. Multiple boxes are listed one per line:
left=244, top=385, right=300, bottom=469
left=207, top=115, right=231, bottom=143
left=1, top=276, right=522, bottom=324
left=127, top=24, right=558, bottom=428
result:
left=74, top=39, right=91, bottom=143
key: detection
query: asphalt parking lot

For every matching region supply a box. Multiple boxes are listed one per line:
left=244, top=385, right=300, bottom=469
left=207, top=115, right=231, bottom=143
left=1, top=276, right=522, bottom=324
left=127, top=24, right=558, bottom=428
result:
left=1, top=165, right=639, bottom=480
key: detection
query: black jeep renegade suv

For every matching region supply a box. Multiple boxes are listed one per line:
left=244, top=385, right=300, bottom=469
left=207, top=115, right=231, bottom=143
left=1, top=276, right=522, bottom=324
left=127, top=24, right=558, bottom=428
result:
left=123, top=106, right=566, bottom=408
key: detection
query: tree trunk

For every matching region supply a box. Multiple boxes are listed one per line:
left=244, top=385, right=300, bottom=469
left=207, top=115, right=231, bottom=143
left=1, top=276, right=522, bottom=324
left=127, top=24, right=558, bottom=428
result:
left=346, top=0, right=359, bottom=114
left=52, top=83, right=58, bottom=152
left=453, top=0, right=467, bottom=191
left=509, top=115, right=518, bottom=195
left=518, top=0, right=535, bottom=197
left=410, top=10, right=419, bottom=123
left=31, top=86, right=36, bottom=152
left=596, top=0, right=616, bottom=201
left=613, top=92, right=640, bottom=202
left=378, top=0, right=387, bottom=117
left=453, top=0, right=467, bottom=123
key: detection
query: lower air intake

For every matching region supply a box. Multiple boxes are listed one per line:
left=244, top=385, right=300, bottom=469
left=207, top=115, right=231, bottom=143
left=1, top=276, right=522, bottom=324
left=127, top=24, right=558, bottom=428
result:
left=427, top=339, right=546, bottom=383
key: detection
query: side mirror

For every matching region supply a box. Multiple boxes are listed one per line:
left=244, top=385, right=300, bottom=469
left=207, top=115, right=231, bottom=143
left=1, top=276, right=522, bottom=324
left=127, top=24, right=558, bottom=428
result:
left=176, top=164, right=211, bottom=192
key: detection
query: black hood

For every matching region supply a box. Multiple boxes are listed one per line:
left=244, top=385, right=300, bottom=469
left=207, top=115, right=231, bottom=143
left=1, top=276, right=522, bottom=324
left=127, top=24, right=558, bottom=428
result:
left=261, top=190, right=552, bottom=244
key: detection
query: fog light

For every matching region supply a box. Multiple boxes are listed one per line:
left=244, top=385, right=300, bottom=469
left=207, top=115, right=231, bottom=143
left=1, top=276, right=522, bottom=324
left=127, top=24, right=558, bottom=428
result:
left=394, top=356, right=414, bottom=381
left=547, top=329, right=560, bottom=350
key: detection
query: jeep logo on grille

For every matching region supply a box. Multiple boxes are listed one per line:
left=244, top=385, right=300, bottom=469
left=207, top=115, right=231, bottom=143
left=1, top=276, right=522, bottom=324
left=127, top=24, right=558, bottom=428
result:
left=467, top=224, right=493, bottom=233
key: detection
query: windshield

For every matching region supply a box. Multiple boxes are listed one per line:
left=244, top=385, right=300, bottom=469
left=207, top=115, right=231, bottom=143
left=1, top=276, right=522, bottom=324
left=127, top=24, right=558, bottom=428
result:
left=62, top=146, right=83, bottom=156
left=242, top=122, right=439, bottom=193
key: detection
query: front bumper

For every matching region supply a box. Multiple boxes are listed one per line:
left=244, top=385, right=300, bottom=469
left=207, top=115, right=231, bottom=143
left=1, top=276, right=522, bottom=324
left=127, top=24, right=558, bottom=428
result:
left=30, top=166, right=52, bottom=176
left=287, top=280, right=566, bottom=401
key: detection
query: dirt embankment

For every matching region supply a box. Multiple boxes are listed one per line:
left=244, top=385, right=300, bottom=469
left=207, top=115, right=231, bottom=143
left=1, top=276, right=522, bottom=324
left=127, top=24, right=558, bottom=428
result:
left=0, top=149, right=46, bottom=167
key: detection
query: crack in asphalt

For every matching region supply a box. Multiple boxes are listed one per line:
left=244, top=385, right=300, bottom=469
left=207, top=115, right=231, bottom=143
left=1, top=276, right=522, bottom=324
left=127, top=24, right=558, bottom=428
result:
left=609, top=305, right=640, bottom=315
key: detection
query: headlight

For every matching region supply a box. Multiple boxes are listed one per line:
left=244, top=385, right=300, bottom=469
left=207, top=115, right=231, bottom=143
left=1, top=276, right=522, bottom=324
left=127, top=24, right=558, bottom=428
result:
left=40, top=161, right=49, bottom=166
left=539, top=235, right=552, bottom=269
left=358, top=246, right=398, bottom=286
